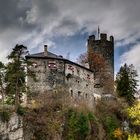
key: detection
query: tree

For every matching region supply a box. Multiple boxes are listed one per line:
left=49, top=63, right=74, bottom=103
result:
left=77, top=52, right=114, bottom=94
left=77, top=53, right=88, bottom=66
left=77, top=52, right=106, bottom=75
left=116, top=64, right=138, bottom=105
left=0, top=62, right=5, bottom=105
left=127, top=101, right=140, bottom=126
left=5, top=44, right=35, bottom=110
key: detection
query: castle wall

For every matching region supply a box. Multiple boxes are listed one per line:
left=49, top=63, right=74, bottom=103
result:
left=27, top=56, right=102, bottom=107
left=65, top=63, right=101, bottom=107
left=27, top=58, right=65, bottom=95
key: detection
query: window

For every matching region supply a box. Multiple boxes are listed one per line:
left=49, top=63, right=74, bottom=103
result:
left=70, top=90, right=73, bottom=97
left=87, top=74, right=90, bottom=79
left=33, top=62, right=37, bottom=68
left=85, top=94, right=88, bottom=98
left=77, top=68, right=80, bottom=75
left=78, top=91, right=81, bottom=96
left=48, top=61, right=57, bottom=70
left=66, top=73, right=72, bottom=81
left=94, top=84, right=101, bottom=88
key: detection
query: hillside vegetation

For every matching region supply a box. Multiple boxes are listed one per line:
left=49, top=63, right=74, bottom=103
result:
left=22, top=87, right=139, bottom=140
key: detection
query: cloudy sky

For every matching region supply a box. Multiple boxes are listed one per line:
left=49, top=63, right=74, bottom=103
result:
left=0, top=0, right=140, bottom=85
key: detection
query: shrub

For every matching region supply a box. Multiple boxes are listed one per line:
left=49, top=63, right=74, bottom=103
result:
left=65, top=109, right=92, bottom=140
left=88, top=112, right=95, bottom=121
left=0, top=111, right=11, bottom=122
left=113, top=128, right=123, bottom=139
left=128, top=133, right=140, bottom=140
left=102, top=115, right=119, bottom=140
left=16, top=105, right=26, bottom=116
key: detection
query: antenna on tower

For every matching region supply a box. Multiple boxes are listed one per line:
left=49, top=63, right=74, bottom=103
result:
left=97, top=25, right=100, bottom=40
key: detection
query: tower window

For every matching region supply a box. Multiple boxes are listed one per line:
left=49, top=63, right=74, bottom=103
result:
left=85, top=94, right=88, bottom=98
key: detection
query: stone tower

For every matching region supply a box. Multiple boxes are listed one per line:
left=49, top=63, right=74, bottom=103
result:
left=87, top=33, right=114, bottom=94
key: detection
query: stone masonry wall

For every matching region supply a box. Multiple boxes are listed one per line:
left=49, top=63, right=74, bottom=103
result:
left=27, top=58, right=65, bottom=95
left=87, top=33, right=114, bottom=94
left=27, top=57, right=102, bottom=107
left=65, top=63, right=102, bottom=107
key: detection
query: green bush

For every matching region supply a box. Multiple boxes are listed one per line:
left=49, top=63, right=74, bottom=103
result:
left=102, top=115, right=119, bottom=140
left=65, top=109, right=90, bottom=140
left=88, top=112, right=95, bottom=121
left=16, top=106, right=26, bottom=116
left=0, top=111, right=11, bottom=122
left=77, top=113, right=89, bottom=139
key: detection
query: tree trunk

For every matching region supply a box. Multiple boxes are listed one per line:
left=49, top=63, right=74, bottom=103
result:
left=0, top=84, right=4, bottom=112
left=15, top=78, right=20, bottom=111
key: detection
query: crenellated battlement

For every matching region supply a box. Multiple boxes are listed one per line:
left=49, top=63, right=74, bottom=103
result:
left=87, top=33, right=114, bottom=94
left=88, top=33, right=114, bottom=43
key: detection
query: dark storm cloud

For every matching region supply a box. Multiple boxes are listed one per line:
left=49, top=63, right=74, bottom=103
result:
left=32, top=0, right=58, bottom=17
left=51, top=16, right=80, bottom=36
left=25, top=0, right=60, bottom=26
left=0, top=0, right=140, bottom=38
left=0, top=0, right=32, bottom=31
left=0, top=0, right=140, bottom=68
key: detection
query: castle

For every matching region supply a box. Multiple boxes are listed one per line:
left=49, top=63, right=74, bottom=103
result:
left=26, top=33, right=114, bottom=105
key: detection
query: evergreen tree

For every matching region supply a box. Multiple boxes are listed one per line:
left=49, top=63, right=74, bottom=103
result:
left=0, top=61, right=5, bottom=105
left=5, top=44, right=35, bottom=110
left=116, top=63, right=138, bottom=105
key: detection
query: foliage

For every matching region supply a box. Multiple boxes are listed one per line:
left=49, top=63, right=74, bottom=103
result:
left=102, top=115, right=119, bottom=140
left=95, top=100, right=127, bottom=140
left=128, top=134, right=140, bottom=140
left=0, top=110, right=11, bottom=122
left=127, top=101, right=140, bottom=126
left=77, top=52, right=106, bottom=75
left=76, top=52, right=88, bottom=65
left=24, top=89, right=101, bottom=140
left=66, top=109, right=90, bottom=140
left=88, top=112, right=95, bottom=121
left=16, top=105, right=26, bottom=116
left=0, top=61, right=5, bottom=104
left=116, top=63, right=138, bottom=105
left=5, top=45, right=28, bottom=107
left=24, top=89, right=67, bottom=140
left=113, top=128, right=123, bottom=139
left=77, top=52, right=114, bottom=93
left=5, top=44, right=35, bottom=110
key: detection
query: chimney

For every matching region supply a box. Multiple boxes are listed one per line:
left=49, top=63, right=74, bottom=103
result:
left=44, top=45, right=48, bottom=56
